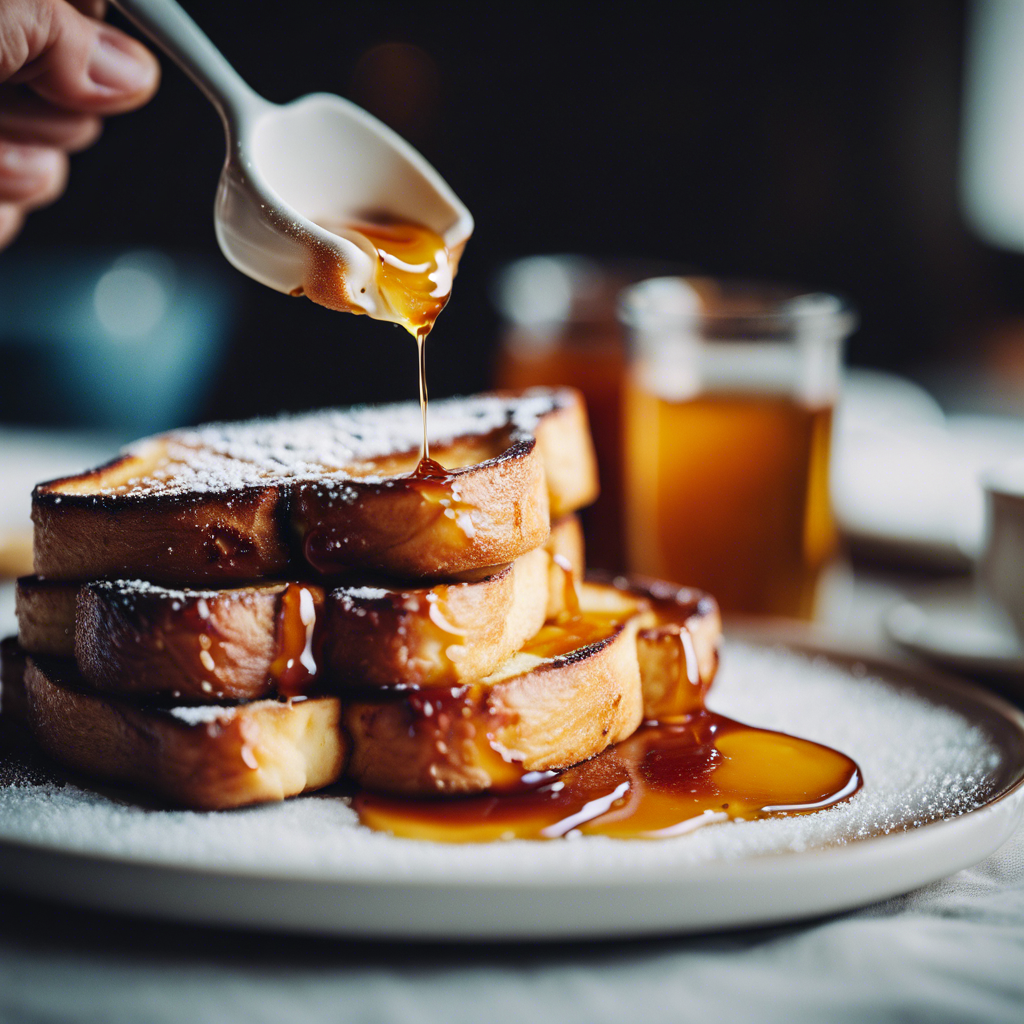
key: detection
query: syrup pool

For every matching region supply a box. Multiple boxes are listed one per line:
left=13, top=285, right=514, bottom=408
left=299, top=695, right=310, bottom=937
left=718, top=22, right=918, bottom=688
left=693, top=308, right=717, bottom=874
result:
left=354, top=711, right=861, bottom=842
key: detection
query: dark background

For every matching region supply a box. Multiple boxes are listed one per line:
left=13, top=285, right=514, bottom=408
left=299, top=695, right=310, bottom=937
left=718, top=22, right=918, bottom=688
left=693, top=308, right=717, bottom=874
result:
left=5, top=0, right=1016, bottom=424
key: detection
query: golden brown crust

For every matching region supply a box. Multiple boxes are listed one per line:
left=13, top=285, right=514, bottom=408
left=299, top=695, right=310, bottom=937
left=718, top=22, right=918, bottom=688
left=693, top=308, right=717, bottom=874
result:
left=529, top=390, right=599, bottom=519
left=294, top=434, right=550, bottom=578
left=321, top=558, right=541, bottom=691
left=22, top=656, right=346, bottom=810
left=75, top=581, right=286, bottom=702
left=619, top=576, right=722, bottom=719
left=583, top=575, right=722, bottom=719
left=68, top=516, right=585, bottom=701
left=32, top=390, right=598, bottom=584
left=33, top=472, right=290, bottom=586
left=321, top=515, right=583, bottom=689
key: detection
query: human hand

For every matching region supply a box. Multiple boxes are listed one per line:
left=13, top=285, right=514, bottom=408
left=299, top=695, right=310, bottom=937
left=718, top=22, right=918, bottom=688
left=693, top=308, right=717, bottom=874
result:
left=0, top=0, right=159, bottom=248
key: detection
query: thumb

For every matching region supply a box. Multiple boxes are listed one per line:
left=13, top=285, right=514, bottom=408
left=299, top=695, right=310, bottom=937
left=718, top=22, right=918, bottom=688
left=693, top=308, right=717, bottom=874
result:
left=3, top=0, right=159, bottom=115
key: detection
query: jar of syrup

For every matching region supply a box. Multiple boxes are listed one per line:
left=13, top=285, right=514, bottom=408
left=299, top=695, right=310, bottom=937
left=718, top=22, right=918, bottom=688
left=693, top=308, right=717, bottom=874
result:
left=619, top=278, right=855, bottom=619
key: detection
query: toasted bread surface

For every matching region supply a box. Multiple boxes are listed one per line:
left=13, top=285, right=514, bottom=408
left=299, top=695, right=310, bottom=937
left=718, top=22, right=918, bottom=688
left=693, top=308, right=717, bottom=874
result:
left=633, top=577, right=721, bottom=718
left=344, top=579, right=720, bottom=795
left=591, top=575, right=722, bottom=719
left=22, top=656, right=346, bottom=810
left=54, top=516, right=584, bottom=700
left=33, top=389, right=598, bottom=583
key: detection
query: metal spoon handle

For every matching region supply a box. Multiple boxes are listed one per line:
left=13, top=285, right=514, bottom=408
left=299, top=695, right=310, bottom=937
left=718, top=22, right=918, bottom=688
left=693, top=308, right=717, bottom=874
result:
left=109, top=0, right=268, bottom=128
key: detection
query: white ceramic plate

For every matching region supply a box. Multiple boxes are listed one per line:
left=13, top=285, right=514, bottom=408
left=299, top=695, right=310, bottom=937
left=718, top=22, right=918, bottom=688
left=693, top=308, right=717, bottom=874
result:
left=886, top=581, right=1024, bottom=684
left=1, top=630, right=1022, bottom=940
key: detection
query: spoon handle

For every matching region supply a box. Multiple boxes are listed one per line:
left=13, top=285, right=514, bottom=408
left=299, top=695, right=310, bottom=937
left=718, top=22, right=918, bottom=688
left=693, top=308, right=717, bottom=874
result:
left=109, top=0, right=268, bottom=128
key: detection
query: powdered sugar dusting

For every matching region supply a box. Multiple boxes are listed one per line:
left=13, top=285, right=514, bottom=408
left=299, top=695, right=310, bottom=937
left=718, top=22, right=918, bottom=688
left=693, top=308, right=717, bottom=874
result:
left=91, top=579, right=232, bottom=602
left=58, top=391, right=566, bottom=498
left=164, top=704, right=240, bottom=725
left=332, top=586, right=392, bottom=603
left=0, top=641, right=1013, bottom=881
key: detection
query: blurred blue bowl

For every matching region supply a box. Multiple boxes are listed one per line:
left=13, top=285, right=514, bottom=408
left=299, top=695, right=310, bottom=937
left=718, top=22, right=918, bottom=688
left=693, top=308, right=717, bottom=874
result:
left=0, top=248, right=235, bottom=434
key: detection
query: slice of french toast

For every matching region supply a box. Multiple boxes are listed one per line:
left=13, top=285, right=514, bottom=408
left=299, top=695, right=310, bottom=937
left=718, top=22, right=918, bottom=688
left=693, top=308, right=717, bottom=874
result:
left=17, top=516, right=584, bottom=699
left=32, top=388, right=597, bottom=584
left=2, top=579, right=721, bottom=808
left=19, top=655, right=346, bottom=810
left=346, top=581, right=649, bottom=795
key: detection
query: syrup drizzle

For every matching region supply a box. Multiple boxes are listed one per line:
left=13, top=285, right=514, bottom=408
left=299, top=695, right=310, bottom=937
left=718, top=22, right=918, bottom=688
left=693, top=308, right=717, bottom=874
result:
left=350, top=219, right=451, bottom=465
left=516, top=560, right=624, bottom=658
left=417, top=329, right=430, bottom=464
left=519, top=612, right=623, bottom=659
left=292, top=217, right=860, bottom=842
left=403, top=456, right=478, bottom=539
left=295, top=216, right=467, bottom=568
left=269, top=584, right=325, bottom=697
left=551, top=553, right=581, bottom=618
left=313, top=217, right=452, bottom=466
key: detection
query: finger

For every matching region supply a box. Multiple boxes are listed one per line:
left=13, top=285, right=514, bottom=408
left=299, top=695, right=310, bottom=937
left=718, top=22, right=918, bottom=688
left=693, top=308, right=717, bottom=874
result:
left=0, top=139, right=67, bottom=206
left=0, top=203, right=26, bottom=249
left=18, top=146, right=67, bottom=209
left=4, top=0, right=160, bottom=115
left=68, top=1, right=106, bottom=17
left=0, top=87, right=102, bottom=151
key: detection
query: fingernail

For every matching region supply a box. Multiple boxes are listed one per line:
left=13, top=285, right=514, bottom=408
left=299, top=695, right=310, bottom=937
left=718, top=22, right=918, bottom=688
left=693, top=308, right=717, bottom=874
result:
left=89, top=28, right=157, bottom=94
left=0, top=144, right=61, bottom=179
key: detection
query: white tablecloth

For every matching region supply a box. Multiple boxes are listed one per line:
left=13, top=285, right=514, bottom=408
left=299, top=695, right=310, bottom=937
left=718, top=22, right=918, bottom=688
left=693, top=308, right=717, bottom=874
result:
left=0, top=821, right=1021, bottom=1024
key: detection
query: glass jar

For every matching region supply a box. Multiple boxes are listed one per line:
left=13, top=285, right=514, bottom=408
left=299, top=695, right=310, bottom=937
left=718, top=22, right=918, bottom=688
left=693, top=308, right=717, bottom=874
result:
left=619, top=277, right=855, bottom=618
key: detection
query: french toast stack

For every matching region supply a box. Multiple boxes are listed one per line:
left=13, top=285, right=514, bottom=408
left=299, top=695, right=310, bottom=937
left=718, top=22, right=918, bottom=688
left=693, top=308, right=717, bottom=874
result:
left=1, top=388, right=720, bottom=810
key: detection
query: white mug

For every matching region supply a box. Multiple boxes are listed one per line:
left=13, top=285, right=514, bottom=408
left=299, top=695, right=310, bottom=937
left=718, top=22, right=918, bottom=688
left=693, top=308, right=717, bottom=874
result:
left=981, top=460, right=1024, bottom=636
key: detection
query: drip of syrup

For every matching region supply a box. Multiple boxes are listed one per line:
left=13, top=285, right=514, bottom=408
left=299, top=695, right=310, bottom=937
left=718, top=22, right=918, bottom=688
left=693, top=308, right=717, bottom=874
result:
left=551, top=553, right=581, bottom=619
left=313, top=217, right=452, bottom=465
left=402, top=457, right=478, bottom=539
left=349, top=219, right=451, bottom=465
left=518, top=562, right=624, bottom=658
left=269, top=584, right=325, bottom=697
left=300, top=460, right=479, bottom=575
left=408, top=456, right=449, bottom=481
left=640, top=625, right=711, bottom=720
left=416, top=327, right=430, bottom=465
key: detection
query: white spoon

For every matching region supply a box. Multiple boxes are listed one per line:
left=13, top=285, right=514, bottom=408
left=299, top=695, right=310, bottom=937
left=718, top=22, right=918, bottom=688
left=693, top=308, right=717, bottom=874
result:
left=109, top=0, right=473, bottom=322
